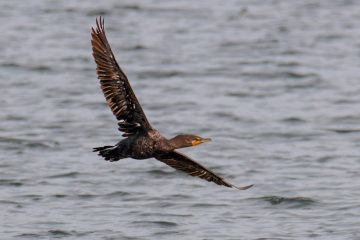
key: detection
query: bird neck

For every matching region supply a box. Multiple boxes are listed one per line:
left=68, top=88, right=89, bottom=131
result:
left=168, top=136, right=189, bottom=149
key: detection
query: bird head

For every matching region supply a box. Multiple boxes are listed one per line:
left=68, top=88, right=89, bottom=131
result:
left=170, top=134, right=212, bottom=149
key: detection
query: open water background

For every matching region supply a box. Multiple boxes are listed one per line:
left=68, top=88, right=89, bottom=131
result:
left=1, top=1, right=360, bottom=239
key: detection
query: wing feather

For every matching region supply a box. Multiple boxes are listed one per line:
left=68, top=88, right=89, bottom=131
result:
left=156, top=151, right=253, bottom=190
left=91, top=17, right=152, bottom=136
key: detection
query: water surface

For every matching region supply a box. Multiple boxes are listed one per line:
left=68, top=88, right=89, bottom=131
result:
left=1, top=1, right=360, bottom=239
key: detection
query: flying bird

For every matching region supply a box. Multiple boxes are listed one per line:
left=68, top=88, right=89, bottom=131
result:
left=91, top=17, right=253, bottom=190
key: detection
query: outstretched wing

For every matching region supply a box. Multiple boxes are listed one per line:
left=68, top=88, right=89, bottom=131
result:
left=91, top=17, right=152, bottom=136
left=156, top=151, right=253, bottom=190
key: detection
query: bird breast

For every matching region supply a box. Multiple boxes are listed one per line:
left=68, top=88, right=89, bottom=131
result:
left=129, top=136, right=156, bottom=159
left=148, top=129, right=174, bottom=153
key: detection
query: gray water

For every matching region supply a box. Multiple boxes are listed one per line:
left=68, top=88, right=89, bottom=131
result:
left=1, top=1, right=360, bottom=239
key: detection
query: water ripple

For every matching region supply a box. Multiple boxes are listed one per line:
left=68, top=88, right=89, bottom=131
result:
left=47, top=171, right=81, bottom=179
left=326, top=128, right=360, bottom=134
left=131, top=220, right=178, bottom=227
left=256, top=196, right=317, bottom=208
left=0, top=179, right=23, bottom=187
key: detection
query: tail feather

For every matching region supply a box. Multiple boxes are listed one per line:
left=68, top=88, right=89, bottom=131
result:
left=93, top=145, right=125, bottom=162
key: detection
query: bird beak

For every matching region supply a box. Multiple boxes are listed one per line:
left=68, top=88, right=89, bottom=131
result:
left=201, top=138, right=212, bottom=143
left=191, top=138, right=212, bottom=146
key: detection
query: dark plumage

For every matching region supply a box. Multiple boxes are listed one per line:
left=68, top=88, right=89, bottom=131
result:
left=91, top=17, right=253, bottom=190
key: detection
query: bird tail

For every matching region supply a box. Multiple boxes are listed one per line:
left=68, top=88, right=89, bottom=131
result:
left=93, top=145, right=125, bottom=162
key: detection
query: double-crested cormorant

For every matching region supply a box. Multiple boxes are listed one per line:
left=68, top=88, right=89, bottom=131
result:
left=91, top=17, right=253, bottom=190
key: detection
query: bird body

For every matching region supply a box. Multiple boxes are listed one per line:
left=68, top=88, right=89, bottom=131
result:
left=95, top=129, right=204, bottom=160
left=91, top=17, right=253, bottom=190
left=118, top=129, right=171, bottom=159
left=94, top=129, right=163, bottom=160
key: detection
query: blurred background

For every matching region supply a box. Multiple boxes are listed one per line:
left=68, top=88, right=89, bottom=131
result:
left=1, top=0, right=360, bottom=239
